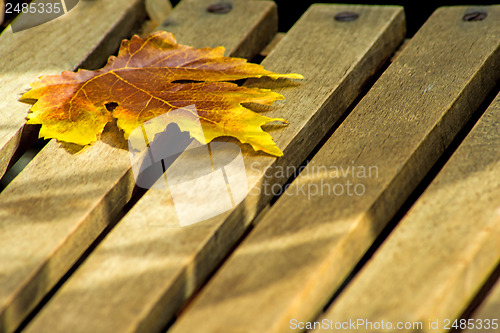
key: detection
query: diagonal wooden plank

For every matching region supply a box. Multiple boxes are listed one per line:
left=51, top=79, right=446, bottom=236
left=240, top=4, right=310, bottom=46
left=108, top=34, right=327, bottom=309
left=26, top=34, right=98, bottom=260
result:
left=0, top=0, right=148, bottom=179
left=157, top=0, right=276, bottom=59
left=0, top=1, right=278, bottom=332
left=465, top=275, right=500, bottom=333
left=313, top=89, right=500, bottom=333
left=145, top=0, right=172, bottom=24
left=164, top=6, right=500, bottom=333
left=24, top=4, right=406, bottom=333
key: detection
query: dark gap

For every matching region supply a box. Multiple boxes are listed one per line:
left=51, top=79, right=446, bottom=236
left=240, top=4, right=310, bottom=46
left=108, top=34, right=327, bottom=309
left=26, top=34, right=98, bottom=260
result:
left=451, top=262, right=500, bottom=333
left=242, top=40, right=270, bottom=63
left=161, top=158, right=167, bottom=174
left=250, top=53, right=265, bottom=64
left=170, top=0, right=181, bottom=7
left=160, top=315, right=179, bottom=333
left=0, top=137, right=49, bottom=193
left=171, top=79, right=197, bottom=84
left=170, top=79, right=247, bottom=85
left=0, top=123, right=39, bottom=182
left=1, top=0, right=33, bottom=33
left=273, top=1, right=500, bottom=36
left=14, top=184, right=148, bottom=333
left=318, top=81, right=500, bottom=313
left=233, top=78, right=246, bottom=86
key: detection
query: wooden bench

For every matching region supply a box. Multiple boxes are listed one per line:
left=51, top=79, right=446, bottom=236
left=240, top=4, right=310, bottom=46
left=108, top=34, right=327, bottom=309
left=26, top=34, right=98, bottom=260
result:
left=0, top=1, right=498, bottom=332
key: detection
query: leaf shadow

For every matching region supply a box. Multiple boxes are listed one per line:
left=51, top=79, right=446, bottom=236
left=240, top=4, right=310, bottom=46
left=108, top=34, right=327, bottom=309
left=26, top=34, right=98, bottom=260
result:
left=59, top=142, right=86, bottom=154
left=59, top=120, right=129, bottom=155
left=245, top=77, right=303, bottom=90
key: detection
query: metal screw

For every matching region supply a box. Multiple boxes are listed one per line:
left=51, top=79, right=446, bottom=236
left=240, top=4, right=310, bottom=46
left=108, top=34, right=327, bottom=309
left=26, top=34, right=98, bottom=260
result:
left=206, top=2, right=232, bottom=14
left=334, top=11, right=359, bottom=22
left=463, top=11, right=487, bottom=21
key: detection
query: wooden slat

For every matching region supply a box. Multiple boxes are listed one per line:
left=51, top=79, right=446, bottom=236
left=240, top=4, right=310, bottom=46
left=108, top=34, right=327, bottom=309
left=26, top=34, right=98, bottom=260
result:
left=0, top=0, right=148, bottom=179
left=0, top=1, right=278, bottom=332
left=157, top=0, right=276, bottom=59
left=165, top=6, right=500, bottom=333
left=314, top=89, right=500, bottom=333
left=465, top=276, right=500, bottom=333
left=145, top=0, right=172, bottom=24
left=24, top=4, right=406, bottom=333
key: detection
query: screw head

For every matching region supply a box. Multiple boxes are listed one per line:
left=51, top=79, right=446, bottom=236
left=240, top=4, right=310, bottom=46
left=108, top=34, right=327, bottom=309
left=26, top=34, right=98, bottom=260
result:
left=334, top=11, right=359, bottom=22
left=463, top=11, right=487, bottom=21
left=206, top=2, right=233, bottom=14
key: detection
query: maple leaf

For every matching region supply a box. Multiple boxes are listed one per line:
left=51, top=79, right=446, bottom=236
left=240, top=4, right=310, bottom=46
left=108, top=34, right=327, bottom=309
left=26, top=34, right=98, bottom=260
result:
left=20, top=31, right=303, bottom=156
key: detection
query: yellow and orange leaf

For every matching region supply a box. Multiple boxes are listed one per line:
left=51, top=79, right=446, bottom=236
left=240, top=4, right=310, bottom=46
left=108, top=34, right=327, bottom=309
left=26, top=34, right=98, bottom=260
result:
left=20, top=31, right=303, bottom=156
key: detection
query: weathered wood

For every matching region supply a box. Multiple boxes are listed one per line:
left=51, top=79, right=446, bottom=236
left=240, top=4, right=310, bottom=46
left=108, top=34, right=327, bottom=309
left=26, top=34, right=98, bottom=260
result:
left=164, top=6, right=500, bottom=333
left=465, top=276, right=500, bottom=333
left=0, top=1, right=278, bottom=332
left=0, top=0, right=148, bottom=180
left=24, top=4, right=405, bottom=333
left=156, top=0, right=277, bottom=59
left=314, top=90, right=500, bottom=333
left=145, top=0, right=172, bottom=23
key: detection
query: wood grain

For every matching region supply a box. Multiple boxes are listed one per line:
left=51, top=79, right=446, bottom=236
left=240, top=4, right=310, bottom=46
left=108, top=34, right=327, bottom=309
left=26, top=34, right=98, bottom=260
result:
left=145, top=0, right=172, bottom=23
left=0, top=0, right=148, bottom=180
left=0, top=1, right=278, bottom=332
left=24, top=4, right=405, bottom=333
left=314, top=90, right=500, bottom=333
left=165, top=6, right=500, bottom=333
left=155, top=0, right=277, bottom=59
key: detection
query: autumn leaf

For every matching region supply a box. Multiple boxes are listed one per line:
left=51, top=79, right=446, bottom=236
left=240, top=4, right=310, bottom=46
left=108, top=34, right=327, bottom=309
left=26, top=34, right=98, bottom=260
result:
left=20, top=31, right=303, bottom=156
